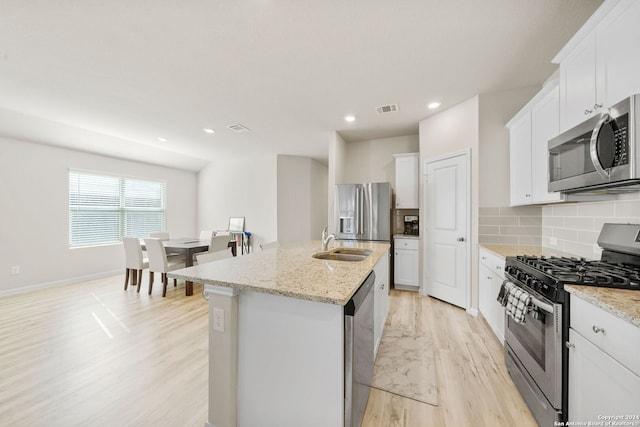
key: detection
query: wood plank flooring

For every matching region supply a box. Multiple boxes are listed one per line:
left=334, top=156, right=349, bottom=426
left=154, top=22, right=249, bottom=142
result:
left=0, top=276, right=537, bottom=426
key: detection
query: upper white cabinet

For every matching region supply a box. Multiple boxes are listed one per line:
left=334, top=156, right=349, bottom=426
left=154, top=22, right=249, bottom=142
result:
left=557, top=0, right=640, bottom=132
left=508, top=114, right=533, bottom=206
left=595, top=0, right=640, bottom=108
left=559, top=30, right=599, bottom=131
left=508, top=82, right=564, bottom=206
left=393, top=153, right=419, bottom=209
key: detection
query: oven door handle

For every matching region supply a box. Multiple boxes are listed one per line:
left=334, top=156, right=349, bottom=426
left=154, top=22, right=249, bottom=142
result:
left=530, top=296, right=554, bottom=314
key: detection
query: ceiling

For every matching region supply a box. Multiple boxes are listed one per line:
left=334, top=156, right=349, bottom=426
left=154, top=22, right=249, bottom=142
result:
left=0, top=0, right=603, bottom=171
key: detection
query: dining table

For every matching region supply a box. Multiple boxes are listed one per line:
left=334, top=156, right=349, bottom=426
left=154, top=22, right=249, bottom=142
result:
left=141, top=237, right=238, bottom=296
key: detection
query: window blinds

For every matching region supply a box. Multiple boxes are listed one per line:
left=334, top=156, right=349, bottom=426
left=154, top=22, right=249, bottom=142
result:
left=69, top=171, right=166, bottom=247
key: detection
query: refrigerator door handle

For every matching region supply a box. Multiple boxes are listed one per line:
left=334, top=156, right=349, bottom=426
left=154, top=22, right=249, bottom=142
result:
left=357, top=187, right=364, bottom=234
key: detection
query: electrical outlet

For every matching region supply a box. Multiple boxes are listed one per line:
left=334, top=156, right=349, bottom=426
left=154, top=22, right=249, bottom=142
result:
left=11, top=266, right=20, bottom=275
left=550, top=237, right=558, bottom=246
left=213, top=307, right=225, bottom=333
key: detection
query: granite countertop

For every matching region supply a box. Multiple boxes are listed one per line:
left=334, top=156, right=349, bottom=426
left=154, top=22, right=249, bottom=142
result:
left=168, top=240, right=390, bottom=305
left=479, top=245, right=640, bottom=329
left=393, top=234, right=419, bottom=240
left=565, top=285, right=640, bottom=328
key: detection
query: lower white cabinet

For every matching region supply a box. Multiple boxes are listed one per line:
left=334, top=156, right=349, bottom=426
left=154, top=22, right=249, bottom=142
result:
left=394, top=237, right=419, bottom=290
left=567, top=294, right=640, bottom=422
left=478, top=247, right=505, bottom=342
left=373, top=249, right=390, bottom=355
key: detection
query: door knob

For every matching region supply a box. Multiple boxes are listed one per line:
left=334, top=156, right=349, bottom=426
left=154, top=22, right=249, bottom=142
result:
left=457, top=237, right=465, bottom=242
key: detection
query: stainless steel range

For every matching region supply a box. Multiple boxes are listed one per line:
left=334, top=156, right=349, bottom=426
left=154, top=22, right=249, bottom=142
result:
left=502, top=223, right=640, bottom=426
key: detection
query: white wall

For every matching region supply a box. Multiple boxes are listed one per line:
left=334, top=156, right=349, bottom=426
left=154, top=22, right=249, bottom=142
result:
left=277, top=155, right=328, bottom=245
left=198, top=155, right=278, bottom=250
left=419, top=97, right=479, bottom=310
left=344, top=135, right=419, bottom=186
left=0, top=137, right=197, bottom=294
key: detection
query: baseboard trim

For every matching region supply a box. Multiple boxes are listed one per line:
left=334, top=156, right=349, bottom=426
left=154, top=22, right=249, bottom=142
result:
left=466, top=307, right=479, bottom=317
left=0, top=269, right=122, bottom=297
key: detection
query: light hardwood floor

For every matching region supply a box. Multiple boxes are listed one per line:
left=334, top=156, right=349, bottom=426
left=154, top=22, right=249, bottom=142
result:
left=0, top=276, right=537, bottom=426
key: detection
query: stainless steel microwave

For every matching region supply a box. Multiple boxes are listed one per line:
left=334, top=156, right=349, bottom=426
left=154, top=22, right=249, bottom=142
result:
left=548, top=95, right=640, bottom=193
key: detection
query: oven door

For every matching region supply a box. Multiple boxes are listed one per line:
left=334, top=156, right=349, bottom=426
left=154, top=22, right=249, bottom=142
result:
left=504, top=285, right=563, bottom=408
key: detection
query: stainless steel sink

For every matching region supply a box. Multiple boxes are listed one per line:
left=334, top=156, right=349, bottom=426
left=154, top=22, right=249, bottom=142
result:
left=312, top=252, right=367, bottom=262
left=331, top=248, right=373, bottom=256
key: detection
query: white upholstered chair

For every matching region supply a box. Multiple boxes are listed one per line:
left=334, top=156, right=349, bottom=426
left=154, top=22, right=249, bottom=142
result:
left=199, top=230, right=214, bottom=240
left=260, top=241, right=279, bottom=251
left=144, top=238, right=183, bottom=297
left=194, top=249, right=234, bottom=264
left=149, top=231, right=170, bottom=240
left=122, top=237, right=148, bottom=292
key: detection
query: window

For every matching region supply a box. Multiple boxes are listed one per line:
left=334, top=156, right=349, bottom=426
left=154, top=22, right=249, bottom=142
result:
left=69, top=170, right=166, bottom=247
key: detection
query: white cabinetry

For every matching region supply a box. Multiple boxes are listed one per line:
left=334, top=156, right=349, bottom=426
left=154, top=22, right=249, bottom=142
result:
left=393, top=153, right=419, bottom=209
left=557, top=0, right=640, bottom=132
left=567, top=294, right=640, bottom=422
left=508, top=82, right=564, bottom=206
left=478, top=247, right=505, bottom=342
left=373, top=250, right=390, bottom=355
left=559, top=30, right=599, bottom=131
left=394, top=237, right=419, bottom=290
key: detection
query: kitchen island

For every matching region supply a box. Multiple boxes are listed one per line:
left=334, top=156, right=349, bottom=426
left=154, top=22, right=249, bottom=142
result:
left=168, top=240, right=390, bottom=427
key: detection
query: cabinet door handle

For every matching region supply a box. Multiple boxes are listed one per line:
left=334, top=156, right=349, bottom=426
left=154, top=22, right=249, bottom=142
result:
left=481, top=256, right=486, bottom=260
left=592, top=325, right=606, bottom=334
left=457, top=237, right=465, bottom=242
left=525, top=194, right=531, bottom=198
left=584, top=108, right=593, bottom=115
left=594, top=103, right=602, bottom=110
left=565, top=341, right=575, bottom=349
left=487, top=276, right=492, bottom=280
left=496, top=266, right=502, bottom=270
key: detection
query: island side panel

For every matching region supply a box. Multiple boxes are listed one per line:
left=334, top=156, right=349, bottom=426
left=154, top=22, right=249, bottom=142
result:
left=237, top=291, right=344, bottom=427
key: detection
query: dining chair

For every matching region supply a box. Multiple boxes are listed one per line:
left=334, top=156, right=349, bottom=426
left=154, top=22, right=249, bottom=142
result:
left=122, top=237, right=148, bottom=292
left=144, top=238, right=184, bottom=297
left=199, top=230, right=215, bottom=240
left=194, top=249, right=234, bottom=264
left=210, top=234, right=232, bottom=252
left=260, top=241, right=279, bottom=251
left=149, top=231, right=170, bottom=241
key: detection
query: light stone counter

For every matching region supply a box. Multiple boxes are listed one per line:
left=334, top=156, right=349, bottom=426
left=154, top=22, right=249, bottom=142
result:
left=168, top=240, right=390, bottom=305
left=479, top=245, right=640, bottom=328
left=565, top=285, right=640, bottom=328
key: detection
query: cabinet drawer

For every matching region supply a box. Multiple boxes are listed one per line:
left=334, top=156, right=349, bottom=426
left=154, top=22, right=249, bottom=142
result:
left=479, top=248, right=505, bottom=277
left=394, top=238, right=419, bottom=251
left=570, top=295, right=640, bottom=376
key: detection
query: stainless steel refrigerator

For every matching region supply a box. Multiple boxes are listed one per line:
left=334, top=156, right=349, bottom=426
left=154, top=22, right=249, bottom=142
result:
left=334, top=182, right=391, bottom=241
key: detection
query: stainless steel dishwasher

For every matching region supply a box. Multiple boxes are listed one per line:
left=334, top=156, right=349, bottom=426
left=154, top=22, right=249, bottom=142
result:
left=344, top=271, right=375, bottom=427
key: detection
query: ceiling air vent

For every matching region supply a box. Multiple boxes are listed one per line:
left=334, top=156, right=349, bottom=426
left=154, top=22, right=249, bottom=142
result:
left=227, top=123, right=250, bottom=132
left=375, top=104, right=398, bottom=114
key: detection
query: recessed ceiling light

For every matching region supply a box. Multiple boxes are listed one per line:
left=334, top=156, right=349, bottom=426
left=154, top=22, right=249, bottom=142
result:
left=203, top=128, right=215, bottom=134
left=428, top=102, right=441, bottom=109
left=344, top=115, right=356, bottom=122
left=157, top=137, right=168, bottom=142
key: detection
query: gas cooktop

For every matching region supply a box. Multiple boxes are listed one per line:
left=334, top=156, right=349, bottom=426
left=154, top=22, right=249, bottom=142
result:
left=510, top=255, right=640, bottom=290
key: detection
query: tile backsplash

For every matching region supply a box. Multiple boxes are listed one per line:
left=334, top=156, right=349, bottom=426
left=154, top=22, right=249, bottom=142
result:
left=479, top=206, right=542, bottom=246
left=480, top=193, right=640, bottom=259
left=541, top=194, right=640, bottom=259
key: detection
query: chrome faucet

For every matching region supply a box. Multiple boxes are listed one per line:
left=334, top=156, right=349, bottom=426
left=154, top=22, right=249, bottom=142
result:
left=321, top=225, right=336, bottom=251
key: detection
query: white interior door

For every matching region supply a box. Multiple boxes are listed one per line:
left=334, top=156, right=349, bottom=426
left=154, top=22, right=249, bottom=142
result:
left=424, top=151, right=470, bottom=309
